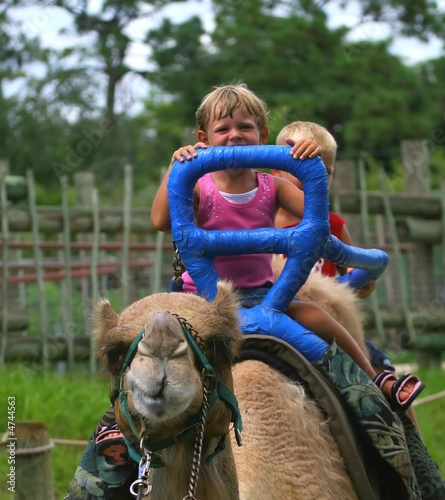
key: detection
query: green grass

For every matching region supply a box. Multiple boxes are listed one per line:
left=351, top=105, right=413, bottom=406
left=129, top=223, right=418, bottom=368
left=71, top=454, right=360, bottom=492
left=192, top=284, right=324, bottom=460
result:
left=1, top=363, right=444, bottom=499
left=411, top=366, right=445, bottom=472
left=0, top=364, right=111, bottom=499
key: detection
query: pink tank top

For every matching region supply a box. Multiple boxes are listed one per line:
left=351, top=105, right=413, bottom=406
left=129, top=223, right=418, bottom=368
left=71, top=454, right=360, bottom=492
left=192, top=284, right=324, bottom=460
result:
left=182, top=171, right=276, bottom=291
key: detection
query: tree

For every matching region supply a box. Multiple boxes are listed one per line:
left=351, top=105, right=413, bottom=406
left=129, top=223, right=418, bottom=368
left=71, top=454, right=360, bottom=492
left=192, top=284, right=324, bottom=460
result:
left=283, top=0, right=445, bottom=40
left=48, top=0, right=189, bottom=124
left=418, top=55, right=445, bottom=186
left=3, top=0, right=444, bottom=187
left=146, top=0, right=440, bottom=160
left=1, top=0, right=197, bottom=185
left=0, top=3, right=53, bottom=163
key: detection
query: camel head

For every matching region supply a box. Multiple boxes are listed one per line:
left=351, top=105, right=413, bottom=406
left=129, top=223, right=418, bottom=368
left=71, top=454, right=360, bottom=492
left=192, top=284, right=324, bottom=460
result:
left=94, top=281, right=243, bottom=466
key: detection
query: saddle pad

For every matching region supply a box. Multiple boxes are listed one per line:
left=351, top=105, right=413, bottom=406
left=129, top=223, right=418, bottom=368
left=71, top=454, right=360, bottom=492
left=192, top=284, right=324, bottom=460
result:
left=238, top=335, right=432, bottom=500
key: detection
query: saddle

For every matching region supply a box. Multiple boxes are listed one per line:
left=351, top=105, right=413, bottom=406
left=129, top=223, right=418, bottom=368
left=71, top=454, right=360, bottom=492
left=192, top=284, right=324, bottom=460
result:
left=237, top=335, right=445, bottom=500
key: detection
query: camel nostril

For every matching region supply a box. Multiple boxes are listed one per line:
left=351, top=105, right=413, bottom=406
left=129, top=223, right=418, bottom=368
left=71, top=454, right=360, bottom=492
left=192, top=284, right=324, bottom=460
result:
left=137, top=340, right=151, bottom=356
left=153, top=375, right=166, bottom=396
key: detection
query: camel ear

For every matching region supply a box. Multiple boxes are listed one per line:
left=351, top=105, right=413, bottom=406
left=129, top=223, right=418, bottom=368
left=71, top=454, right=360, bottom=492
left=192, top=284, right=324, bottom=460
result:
left=92, top=298, right=119, bottom=340
left=92, top=298, right=133, bottom=377
left=212, top=281, right=241, bottom=326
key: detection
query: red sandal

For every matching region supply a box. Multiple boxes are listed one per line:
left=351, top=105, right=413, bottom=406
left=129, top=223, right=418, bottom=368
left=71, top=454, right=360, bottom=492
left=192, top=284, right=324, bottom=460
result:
left=95, top=424, right=130, bottom=466
left=374, top=370, right=425, bottom=411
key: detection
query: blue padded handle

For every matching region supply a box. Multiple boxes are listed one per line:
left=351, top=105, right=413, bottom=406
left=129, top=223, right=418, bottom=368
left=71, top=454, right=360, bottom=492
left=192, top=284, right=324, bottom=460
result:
left=167, top=145, right=388, bottom=312
left=168, top=145, right=330, bottom=311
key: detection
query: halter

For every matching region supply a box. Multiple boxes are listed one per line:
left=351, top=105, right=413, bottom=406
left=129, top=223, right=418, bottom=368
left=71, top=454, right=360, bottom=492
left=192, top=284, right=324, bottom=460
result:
left=109, top=313, right=243, bottom=468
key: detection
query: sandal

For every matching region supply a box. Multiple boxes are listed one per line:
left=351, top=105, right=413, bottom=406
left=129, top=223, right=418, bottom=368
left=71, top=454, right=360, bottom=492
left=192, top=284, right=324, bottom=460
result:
left=374, top=370, right=425, bottom=411
left=95, top=424, right=130, bottom=466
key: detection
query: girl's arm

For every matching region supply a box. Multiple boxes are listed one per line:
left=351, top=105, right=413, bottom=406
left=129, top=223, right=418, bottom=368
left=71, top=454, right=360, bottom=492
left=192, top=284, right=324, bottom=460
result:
left=274, top=176, right=305, bottom=219
left=151, top=143, right=206, bottom=231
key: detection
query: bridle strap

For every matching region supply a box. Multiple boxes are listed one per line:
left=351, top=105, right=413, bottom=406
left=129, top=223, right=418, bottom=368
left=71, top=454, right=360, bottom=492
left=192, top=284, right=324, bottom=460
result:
left=110, top=315, right=243, bottom=466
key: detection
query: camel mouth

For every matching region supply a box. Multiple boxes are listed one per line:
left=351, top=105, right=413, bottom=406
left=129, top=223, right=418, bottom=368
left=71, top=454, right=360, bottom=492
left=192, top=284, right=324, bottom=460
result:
left=132, top=389, right=169, bottom=420
left=130, top=387, right=195, bottom=423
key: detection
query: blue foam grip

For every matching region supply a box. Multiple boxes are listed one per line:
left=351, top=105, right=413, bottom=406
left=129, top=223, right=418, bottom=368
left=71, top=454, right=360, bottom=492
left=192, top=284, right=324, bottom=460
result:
left=238, top=305, right=329, bottom=362
left=167, top=145, right=388, bottom=361
left=337, top=269, right=375, bottom=290
left=322, top=236, right=388, bottom=281
left=168, top=145, right=330, bottom=311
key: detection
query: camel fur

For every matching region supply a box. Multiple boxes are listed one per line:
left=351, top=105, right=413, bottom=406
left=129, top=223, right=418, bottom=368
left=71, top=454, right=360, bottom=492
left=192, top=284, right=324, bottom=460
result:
left=95, top=281, right=358, bottom=499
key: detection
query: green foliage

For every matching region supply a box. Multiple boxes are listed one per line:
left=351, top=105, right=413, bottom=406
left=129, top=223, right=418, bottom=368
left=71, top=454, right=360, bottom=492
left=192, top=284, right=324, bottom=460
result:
left=357, top=0, right=445, bottom=39
left=413, top=365, right=445, bottom=473
left=2, top=0, right=445, bottom=190
left=429, top=148, right=445, bottom=188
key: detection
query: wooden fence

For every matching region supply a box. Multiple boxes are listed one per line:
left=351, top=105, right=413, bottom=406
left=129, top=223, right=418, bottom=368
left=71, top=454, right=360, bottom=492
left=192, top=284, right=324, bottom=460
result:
left=0, top=164, right=175, bottom=372
left=331, top=140, right=445, bottom=364
left=1, top=139, right=445, bottom=371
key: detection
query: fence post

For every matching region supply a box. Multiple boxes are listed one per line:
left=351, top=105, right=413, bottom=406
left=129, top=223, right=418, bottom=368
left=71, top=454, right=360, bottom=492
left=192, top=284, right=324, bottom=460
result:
left=401, top=140, right=439, bottom=365
left=60, top=175, right=74, bottom=368
left=0, top=159, right=10, bottom=366
left=15, top=421, right=54, bottom=499
left=401, top=139, right=435, bottom=302
left=27, top=170, right=50, bottom=371
left=331, top=159, right=362, bottom=243
left=122, top=164, right=132, bottom=306
left=357, top=159, right=385, bottom=344
left=73, top=172, right=95, bottom=342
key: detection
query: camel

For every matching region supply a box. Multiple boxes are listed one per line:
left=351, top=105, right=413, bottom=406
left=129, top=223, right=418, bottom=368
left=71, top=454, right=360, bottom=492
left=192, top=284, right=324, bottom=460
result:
left=68, top=146, right=444, bottom=499
left=90, top=147, right=381, bottom=499
left=94, top=280, right=359, bottom=500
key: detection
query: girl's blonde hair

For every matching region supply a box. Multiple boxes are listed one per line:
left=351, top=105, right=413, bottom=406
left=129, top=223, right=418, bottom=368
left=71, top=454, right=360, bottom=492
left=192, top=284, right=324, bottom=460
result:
left=196, top=83, right=268, bottom=132
left=276, top=121, right=337, bottom=171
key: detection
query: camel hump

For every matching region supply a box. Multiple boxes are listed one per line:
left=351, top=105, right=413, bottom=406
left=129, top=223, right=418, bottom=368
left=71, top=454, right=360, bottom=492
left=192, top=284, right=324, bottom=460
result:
left=237, top=335, right=379, bottom=499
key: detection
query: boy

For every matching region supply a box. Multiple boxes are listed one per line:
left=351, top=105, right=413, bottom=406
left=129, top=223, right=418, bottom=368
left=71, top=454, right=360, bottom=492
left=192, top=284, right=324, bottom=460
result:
left=273, top=120, right=422, bottom=428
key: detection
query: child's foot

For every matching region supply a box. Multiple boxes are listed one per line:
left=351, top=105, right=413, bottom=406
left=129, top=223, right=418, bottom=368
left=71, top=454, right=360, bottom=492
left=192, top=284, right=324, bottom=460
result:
left=95, top=424, right=130, bottom=466
left=374, top=370, right=425, bottom=411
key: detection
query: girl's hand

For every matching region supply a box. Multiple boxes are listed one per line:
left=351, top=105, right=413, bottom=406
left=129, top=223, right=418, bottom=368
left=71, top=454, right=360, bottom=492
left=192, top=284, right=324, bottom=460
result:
left=285, top=138, right=322, bottom=160
left=171, top=142, right=207, bottom=163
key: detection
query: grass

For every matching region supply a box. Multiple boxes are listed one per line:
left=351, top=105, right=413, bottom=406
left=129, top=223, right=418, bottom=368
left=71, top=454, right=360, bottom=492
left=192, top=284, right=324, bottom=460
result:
left=0, top=364, right=111, bottom=499
left=411, top=366, right=445, bottom=472
left=1, top=362, right=444, bottom=499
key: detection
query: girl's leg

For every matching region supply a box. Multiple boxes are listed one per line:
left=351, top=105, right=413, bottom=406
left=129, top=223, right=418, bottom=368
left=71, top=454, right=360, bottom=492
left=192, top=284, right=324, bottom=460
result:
left=287, top=301, right=376, bottom=377
left=287, top=301, right=419, bottom=403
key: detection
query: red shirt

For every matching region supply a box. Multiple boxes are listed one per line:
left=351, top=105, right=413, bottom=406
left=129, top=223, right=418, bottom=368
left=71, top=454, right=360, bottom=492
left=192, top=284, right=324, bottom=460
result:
left=282, top=212, right=345, bottom=277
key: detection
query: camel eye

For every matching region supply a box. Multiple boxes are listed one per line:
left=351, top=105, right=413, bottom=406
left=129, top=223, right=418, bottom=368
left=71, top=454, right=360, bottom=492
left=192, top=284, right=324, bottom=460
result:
left=102, top=341, right=127, bottom=375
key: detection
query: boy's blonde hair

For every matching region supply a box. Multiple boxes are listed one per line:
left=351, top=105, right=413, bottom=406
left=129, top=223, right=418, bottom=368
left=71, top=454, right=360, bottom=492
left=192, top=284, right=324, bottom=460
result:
left=196, top=83, right=268, bottom=132
left=276, top=121, right=337, bottom=171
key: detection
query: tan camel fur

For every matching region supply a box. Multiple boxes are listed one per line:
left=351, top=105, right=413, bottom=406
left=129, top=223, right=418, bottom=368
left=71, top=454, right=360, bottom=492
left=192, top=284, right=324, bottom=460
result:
left=95, top=281, right=358, bottom=499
